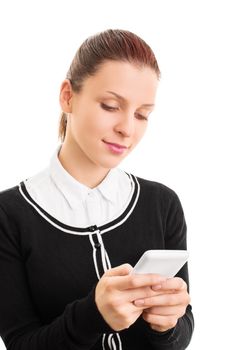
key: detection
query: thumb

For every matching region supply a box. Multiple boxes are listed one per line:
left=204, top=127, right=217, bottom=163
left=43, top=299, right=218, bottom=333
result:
left=104, top=263, right=133, bottom=277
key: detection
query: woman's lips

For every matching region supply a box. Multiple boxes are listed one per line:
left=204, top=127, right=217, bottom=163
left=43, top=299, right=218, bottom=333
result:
left=103, top=140, right=128, bottom=154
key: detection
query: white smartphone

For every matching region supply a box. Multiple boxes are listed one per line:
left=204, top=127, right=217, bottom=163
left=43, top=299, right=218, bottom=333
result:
left=132, top=250, right=189, bottom=278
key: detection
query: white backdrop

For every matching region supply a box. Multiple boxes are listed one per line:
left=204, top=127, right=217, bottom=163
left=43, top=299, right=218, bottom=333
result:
left=0, top=0, right=232, bottom=348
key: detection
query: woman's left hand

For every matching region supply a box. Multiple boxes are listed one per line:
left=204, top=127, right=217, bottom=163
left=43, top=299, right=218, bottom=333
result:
left=134, top=277, right=191, bottom=332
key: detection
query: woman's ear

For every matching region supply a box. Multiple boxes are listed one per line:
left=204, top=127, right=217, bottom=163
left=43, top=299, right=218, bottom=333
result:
left=59, top=79, right=73, bottom=113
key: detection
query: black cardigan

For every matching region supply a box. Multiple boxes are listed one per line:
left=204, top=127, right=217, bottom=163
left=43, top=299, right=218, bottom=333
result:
left=0, top=175, right=194, bottom=349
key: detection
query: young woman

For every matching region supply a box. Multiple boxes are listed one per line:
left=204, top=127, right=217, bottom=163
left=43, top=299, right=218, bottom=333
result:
left=0, top=29, right=194, bottom=349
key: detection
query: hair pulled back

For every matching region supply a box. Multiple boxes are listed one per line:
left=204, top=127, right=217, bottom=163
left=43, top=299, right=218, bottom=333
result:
left=58, top=29, right=160, bottom=142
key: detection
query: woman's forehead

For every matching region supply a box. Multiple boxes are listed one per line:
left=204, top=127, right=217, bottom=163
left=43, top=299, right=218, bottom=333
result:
left=82, top=61, right=158, bottom=102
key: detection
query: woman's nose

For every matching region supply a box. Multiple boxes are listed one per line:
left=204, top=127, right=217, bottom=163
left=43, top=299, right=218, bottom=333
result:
left=114, top=113, right=135, bottom=137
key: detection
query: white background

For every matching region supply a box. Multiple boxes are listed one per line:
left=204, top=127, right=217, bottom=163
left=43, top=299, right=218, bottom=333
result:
left=0, top=0, right=232, bottom=348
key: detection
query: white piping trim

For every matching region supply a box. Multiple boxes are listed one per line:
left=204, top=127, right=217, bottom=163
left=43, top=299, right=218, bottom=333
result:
left=105, top=250, right=112, bottom=270
left=102, top=334, right=106, bottom=350
left=116, top=333, right=122, bottom=350
left=19, top=184, right=92, bottom=236
left=103, top=333, right=122, bottom=350
left=88, top=234, right=100, bottom=280
left=18, top=176, right=139, bottom=236
left=101, top=175, right=140, bottom=234
left=112, top=336, right=117, bottom=350
left=108, top=334, right=113, bottom=349
left=97, top=231, right=108, bottom=272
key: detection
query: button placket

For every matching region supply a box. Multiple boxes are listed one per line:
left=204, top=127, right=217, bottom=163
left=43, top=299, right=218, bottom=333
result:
left=94, top=242, right=101, bottom=249
left=86, top=192, right=99, bottom=226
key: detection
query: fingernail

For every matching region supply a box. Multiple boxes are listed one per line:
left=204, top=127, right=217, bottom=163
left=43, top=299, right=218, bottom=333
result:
left=134, top=299, right=145, bottom=306
left=152, top=284, right=162, bottom=291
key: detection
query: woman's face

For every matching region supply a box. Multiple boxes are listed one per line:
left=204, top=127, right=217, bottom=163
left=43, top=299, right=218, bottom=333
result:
left=62, top=60, right=159, bottom=170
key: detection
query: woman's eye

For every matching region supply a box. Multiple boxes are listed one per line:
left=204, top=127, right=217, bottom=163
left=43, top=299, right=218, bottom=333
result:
left=136, top=113, right=148, bottom=121
left=101, top=103, right=148, bottom=121
left=101, top=103, right=118, bottom=111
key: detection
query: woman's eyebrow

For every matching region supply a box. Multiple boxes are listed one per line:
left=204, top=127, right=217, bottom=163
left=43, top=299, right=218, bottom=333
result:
left=105, top=90, right=154, bottom=107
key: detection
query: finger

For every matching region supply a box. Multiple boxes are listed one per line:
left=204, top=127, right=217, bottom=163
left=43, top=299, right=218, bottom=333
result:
left=144, top=304, right=184, bottom=317
left=142, top=312, right=178, bottom=331
left=147, top=289, right=179, bottom=296
left=134, top=291, right=186, bottom=307
left=114, top=274, right=167, bottom=291
left=154, top=277, right=187, bottom=291
left=104, top=264, right=133, bottom=277
left=124, top=286, right=162, bottom=303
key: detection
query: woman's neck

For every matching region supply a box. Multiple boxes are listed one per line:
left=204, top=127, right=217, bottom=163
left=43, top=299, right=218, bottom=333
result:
left=58, top=142, right=110, bottom=189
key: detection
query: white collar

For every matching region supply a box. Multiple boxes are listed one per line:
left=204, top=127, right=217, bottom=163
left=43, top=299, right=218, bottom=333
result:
left=49, top=144, right=128, bottom=209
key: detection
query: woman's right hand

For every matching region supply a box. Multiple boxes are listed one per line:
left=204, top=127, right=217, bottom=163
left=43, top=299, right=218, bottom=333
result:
left=95, top=264, right=167, bottom=331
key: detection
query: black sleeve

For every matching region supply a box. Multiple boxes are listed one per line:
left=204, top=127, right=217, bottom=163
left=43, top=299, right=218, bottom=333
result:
left=143, top=190, right=194, bottom=349
left=0, top=205, right=113, bottom=350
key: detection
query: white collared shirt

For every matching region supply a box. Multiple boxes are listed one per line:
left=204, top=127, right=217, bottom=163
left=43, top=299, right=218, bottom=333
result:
left=24, top=144, right=134, bottom=227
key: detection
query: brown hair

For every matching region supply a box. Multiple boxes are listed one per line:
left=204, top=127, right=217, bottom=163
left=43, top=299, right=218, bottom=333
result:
left=58, top=29, right=161, bottom=142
